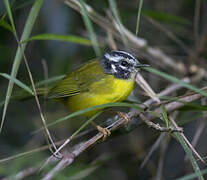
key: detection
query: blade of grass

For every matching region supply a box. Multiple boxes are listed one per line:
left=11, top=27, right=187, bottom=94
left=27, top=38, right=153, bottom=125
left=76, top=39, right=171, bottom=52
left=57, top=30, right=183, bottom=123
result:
left=23, top=33, right=92, bottom=46
left=0, top=75, right=65, bottom=108
left=145, top=67, right=207, bottom=97
left=0, top=19, right=13, bottom=32
left=51, top=111, right=102, bottom=158
left=1, top=0, right=43, bottom=132
left=3, top=0, right=17, bottom=36
left=0, top=73, right=33, bottom=95
left=79, top=0, right=101, bottom=56
left=169, top=117, right=204, bottom=180
left=160, top=105, right=169, bottom=128
left=135, top=0, right=143, bottom=35
left=36, top=102, right=144, bottom=131
left=108, top=0, right=128, bottom=46
left=173, top=132, right=204, bottom=180
left=175, top=168, right=207, bottom=180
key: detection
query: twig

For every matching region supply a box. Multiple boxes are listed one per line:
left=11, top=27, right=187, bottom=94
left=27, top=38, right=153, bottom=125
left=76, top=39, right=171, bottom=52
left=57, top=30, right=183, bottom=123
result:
left=22, top=53, right=61, bottom=158
left=169, top=116, right=206, bottom=164
left=41, top=87, right=207, bottom=180
left=64, top=0, right=187, bottom=74
left=135, top=72, right=160, bottom=103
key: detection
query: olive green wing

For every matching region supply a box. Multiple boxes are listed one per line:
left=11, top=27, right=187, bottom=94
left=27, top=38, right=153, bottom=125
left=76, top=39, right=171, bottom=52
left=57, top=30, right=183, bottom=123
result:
left=47, top=60, right=106, bottom=99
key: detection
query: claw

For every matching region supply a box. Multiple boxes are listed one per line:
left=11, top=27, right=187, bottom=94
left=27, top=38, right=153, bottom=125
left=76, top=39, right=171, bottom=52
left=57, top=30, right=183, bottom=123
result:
left=96, top=125, right=111, bottom=139
left=117, top=112, right=130, bottom=124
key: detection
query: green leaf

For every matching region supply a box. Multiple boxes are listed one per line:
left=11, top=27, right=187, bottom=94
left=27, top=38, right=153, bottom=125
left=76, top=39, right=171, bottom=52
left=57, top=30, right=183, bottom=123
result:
left=108, top=0, right=128, bottom=45
left=37, top=102, right=144, bottom=131
left=79, top=0, right=101, bottom=56
left=179, top=103, right=207, bottom=111
left=135, top=0, right=143, bottom=35
left=1, top=0, right=43, bottom=132
left=160, top=105, right=169, bottom=127
left=23, top=33, right=92, bottom=46
left=3, top=0, right=17, bottom=36
left=0, top=19, right=13, bottom=32
left=175, top=168, right=207, bottom=180
left=174, top=133, right=204, bottom=180
left=145, top=67, right=207, bottom=97
left=69, top=111, right=102, bottom=140
left=0, top=73, right=33, bottom=95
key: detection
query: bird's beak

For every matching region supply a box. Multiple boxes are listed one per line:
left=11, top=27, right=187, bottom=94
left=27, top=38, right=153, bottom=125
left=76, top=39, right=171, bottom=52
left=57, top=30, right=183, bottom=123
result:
left=135, top=64, right=150, bottom=68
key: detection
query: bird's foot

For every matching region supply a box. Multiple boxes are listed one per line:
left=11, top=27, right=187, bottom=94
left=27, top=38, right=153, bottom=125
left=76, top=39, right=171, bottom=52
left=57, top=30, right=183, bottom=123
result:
left=96, top=125, right=111, bottom=140
left=117, top=112, right=130, bottom=124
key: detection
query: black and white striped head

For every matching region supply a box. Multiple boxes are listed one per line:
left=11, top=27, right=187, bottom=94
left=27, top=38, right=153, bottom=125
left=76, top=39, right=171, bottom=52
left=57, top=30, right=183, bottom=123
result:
left=100, top=51, right=148, bottom=80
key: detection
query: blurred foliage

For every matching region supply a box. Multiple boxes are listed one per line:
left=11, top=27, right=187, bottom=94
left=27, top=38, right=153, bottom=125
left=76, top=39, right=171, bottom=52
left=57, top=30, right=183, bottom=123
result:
left=0, top=0, right=207, bottom=179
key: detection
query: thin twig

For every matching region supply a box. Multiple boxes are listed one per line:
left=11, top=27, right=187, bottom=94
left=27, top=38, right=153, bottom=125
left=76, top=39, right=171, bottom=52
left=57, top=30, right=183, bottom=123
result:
left=22, top=53, right=60, bottom=158
left=169, top=116, right=206, bottom=164
left=64, top=0, right=187, bottom=74
left=41, top=87, right=207, bottom=180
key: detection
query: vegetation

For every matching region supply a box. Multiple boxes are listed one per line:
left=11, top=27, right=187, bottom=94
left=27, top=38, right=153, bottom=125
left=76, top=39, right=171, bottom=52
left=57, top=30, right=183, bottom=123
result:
left=0, top=0, right=207, bottom=179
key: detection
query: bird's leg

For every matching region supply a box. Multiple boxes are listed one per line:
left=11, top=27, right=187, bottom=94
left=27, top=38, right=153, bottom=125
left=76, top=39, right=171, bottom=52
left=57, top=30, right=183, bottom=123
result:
left=91, top=121, right=111, bottom=139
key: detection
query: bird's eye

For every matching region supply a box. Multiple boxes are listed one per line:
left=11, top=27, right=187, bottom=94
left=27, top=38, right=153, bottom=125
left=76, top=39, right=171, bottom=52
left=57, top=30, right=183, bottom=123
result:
left=121, top=60, right=128, bottom=66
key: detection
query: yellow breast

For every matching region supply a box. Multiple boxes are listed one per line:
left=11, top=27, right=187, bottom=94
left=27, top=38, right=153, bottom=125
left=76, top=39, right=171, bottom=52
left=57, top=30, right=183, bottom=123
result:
left=65, top=75, right=134, bottom=116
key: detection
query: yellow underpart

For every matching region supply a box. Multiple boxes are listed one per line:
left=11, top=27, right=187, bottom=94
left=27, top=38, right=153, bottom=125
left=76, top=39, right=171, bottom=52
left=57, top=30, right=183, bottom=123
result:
left=64, top=75, right=134, bottom=116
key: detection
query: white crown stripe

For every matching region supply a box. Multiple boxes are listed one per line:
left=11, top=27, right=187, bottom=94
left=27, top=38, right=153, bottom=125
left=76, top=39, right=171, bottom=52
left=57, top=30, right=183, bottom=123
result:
left=114, top=51, right=136, bottom=60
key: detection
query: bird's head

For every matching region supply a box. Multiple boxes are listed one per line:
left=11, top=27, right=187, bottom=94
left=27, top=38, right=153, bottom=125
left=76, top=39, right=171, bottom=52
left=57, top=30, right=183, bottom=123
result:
left=100, top=50, right=149, bottom=80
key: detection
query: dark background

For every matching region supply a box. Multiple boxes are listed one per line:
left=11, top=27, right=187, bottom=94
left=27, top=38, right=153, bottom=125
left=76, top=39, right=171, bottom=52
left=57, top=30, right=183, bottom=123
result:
left=0, top=0, right=207, bottom=179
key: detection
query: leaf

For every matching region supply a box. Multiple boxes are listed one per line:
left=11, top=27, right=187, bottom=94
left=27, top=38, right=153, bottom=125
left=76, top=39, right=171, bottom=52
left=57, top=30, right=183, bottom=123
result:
left=3, top=0, right=17, bottom=36
left=0, top=73, right=33, bottom=95
left=79, top=0, right=101, bottom=56
left=173, top=132, right=204, bottom=180
left=145, top=67, right=207, bottom=97
left=135, top=0, right=143, bottom=35
left=1, top=0, right=43, bottom=132
left=23, top=33, right=92, bottom=46
left=0, top=19, right=13, bottom=32
left=37, top=102, right=144, bottom=131
left=161, top=105, right=169, bottom=127
left=175, top=168, right=207, bottom=180
left=108, top=0, right=128, bottom=45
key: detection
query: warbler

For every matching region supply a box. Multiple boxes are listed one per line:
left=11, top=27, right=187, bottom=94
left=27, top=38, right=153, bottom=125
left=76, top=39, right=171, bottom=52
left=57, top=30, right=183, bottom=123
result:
left=48, top=51, right=148, bottom=117
left=17, top=51, right=148, bottom=135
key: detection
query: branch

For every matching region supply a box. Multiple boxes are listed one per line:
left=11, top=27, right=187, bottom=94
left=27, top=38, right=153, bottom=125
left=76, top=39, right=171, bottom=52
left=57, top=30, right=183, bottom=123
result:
left=64, top=0, right=187, bottom=75
left=41, top=85, right=206, bottom=180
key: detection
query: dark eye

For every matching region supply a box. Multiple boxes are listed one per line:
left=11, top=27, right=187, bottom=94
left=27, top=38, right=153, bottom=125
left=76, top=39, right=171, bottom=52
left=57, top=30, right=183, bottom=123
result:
left=121, top=60, right=128, bottom=66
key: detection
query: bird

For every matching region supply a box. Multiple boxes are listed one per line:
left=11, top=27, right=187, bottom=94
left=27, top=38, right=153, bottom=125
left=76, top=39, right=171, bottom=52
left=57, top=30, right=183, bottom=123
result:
left=46, top=50, right=149, bottom=136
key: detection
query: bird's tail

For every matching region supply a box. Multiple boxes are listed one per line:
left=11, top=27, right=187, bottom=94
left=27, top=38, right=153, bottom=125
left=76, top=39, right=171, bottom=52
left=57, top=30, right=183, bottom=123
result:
left=13, top=88, right=49, bottom=100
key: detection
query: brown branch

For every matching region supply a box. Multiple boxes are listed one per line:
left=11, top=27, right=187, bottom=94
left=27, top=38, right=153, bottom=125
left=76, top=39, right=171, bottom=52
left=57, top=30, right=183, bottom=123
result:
left=41, top=85, right=207, bottom=180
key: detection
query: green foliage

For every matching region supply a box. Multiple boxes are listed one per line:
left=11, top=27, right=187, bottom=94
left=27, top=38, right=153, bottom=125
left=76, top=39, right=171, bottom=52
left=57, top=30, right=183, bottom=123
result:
left=145, top=67, right=207, bottom=97
left=79, top=0, right=101, bottom=56
left=0, top=19, right=13, bottom=32
left=1, top=0, right=207, bottom=179
left=24, top=33, right=92, bottom=46
left=1, top=0, right=43, bottom=132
